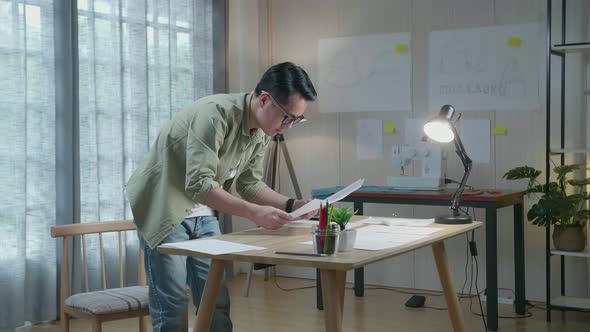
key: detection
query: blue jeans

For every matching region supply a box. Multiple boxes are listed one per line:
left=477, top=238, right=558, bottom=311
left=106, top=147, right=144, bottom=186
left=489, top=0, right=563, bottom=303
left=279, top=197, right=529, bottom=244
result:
left=139, top=216, right=232, bottom=332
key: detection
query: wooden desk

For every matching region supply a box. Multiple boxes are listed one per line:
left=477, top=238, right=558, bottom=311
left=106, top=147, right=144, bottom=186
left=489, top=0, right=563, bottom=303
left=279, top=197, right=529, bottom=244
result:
left=159, top=217, right=481, bottom=332
left=312, top=188, right=525, bottom=331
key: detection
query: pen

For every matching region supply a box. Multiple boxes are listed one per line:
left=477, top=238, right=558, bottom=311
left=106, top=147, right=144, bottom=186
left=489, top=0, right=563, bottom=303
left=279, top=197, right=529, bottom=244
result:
left=274, top=251, right=328, bottom=257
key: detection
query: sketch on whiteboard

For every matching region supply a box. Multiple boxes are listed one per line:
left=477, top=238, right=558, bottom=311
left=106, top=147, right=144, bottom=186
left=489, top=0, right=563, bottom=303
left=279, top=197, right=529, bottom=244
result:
left=319, top=32, right=412, bottom=112
left=322, top=53, right=363, bottom=87
left=429, top=24, right=542, bottom=111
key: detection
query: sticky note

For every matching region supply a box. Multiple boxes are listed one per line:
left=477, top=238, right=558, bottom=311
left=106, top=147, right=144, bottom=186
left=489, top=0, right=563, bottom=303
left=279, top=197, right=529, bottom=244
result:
left=383, top=122, right=396, bottom=133
left=507, top=36, right=522, bottom=47
left=494, top=126, right=508, bottom=135
left=395, top=43, right=408, bottom=54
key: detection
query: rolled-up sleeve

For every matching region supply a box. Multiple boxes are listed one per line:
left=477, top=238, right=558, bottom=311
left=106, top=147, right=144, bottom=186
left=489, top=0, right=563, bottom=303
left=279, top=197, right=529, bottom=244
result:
left=236, top=140, right=269, bottom=202
left=185, top=105, right=227, bottom=204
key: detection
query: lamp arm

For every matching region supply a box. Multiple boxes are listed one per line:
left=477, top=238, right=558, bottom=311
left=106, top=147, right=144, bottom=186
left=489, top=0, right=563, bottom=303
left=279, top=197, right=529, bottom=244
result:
left=449, top=124, right=473, bottom=216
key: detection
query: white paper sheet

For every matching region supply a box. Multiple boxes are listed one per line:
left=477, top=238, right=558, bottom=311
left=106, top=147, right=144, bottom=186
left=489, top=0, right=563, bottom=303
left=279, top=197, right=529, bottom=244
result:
left=404, top=118, right=427, bottom=144
left=429, top=24, right=542, bottom=111
left=287, top=219, right=318, bottom=228
left=357, top=119, right=383, bottom=160
left=160, top=239, right=266, bottom=255
left=358, top=224, right=442, bottom=236
left=299, top=223, right=443, bottom=250
left=352, top=224, right=443, bottom=250
left=358, top=216, right=435, bottom=227
left=318, top=33, right=412, bottom=113
left=354, top=228, right=428, bottom=250
left=288, top=219, right=365, bottom=229
left=289, top=179, right=365, bottom=218
left=460, top=119, right=490, bottom=163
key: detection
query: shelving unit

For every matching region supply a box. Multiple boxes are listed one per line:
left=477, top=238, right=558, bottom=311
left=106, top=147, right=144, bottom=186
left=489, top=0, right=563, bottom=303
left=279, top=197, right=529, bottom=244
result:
left=545, top=0, right=590, bottom=321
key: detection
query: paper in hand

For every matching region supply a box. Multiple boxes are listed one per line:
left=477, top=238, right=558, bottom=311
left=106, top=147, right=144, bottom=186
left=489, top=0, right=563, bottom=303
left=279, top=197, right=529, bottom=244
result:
left=288, top=179, right=365, bottom=219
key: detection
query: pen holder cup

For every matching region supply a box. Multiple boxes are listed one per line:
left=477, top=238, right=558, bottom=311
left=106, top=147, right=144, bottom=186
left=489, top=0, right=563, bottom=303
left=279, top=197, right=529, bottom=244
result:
left=312, top=224, right=340, bottom=256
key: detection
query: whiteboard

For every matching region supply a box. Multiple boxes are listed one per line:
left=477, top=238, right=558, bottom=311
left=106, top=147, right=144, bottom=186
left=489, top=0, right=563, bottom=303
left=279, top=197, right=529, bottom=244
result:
left=428, top=24, right=543, bottom=112
left=318, top=33, right=412, bottom=112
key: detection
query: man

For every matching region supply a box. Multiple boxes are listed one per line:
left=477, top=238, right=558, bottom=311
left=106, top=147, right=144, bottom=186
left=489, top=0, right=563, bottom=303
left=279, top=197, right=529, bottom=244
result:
left=126, top=62, right=317, bottom=331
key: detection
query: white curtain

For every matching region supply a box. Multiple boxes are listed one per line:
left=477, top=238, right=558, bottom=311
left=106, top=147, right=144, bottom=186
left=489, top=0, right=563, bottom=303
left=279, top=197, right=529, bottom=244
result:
left=0, top=0, right=216, bottom=329
left=0, top=0, right=57, bottom=330
left=77, top=0, right=214, bottom=289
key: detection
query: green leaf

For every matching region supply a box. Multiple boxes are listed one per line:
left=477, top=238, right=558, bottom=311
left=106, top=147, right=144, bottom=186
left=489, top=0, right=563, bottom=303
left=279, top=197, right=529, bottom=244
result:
left=503, top=166, right=541, bottom=180
left=331, top=207, right=358, bottom=230
left=505, top=163, right=590, bottom=227
left=554, top=163, right=585, bottom=181
left=568, top=178, right=590, bottom=186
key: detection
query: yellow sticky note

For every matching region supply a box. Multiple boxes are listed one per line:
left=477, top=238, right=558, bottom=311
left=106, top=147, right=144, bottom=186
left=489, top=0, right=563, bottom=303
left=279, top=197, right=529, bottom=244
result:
left=395, top=43, right=408, bottom=54
left=384, top=122, right=396, bottom=134
left=507, top=36, right=522, bottom=47
left=494, top=126, right=508, bottom=135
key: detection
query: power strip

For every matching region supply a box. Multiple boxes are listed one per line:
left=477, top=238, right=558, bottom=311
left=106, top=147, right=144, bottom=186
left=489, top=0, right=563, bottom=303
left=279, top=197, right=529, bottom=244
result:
left=479, top=294, right=515, bottom=305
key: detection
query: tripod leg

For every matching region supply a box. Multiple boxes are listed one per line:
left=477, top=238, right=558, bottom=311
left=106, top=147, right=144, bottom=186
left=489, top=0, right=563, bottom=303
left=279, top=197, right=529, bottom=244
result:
left=263, top=139, right=279, bottom=188
left=278, top=140, right=302, bottom=199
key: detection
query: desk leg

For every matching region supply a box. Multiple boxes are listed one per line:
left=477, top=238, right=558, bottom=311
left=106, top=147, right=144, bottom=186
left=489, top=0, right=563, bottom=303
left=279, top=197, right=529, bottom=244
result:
left=317, top=269, right=323, bottom=310
left=335, top=270, right=346, bottom=317
left=194, top=259, right=226, bottom=332
left=353, top=201, right=364, bottom=297
left=485, top=208, right=498, bottom=331
left=514, top=202, right=526, bottom=315
left=320, top=269, right=345, bottom=332
left=432, top=241, right=465, bottom=332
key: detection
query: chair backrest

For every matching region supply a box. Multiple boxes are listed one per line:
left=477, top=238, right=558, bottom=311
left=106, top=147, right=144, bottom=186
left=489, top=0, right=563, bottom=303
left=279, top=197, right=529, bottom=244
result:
left=51, top=220, right=146, bottom=320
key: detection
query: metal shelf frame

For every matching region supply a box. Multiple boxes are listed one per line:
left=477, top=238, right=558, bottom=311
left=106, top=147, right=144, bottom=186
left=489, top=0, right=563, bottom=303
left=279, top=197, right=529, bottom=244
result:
left=545, top=0, right=590, bottom=320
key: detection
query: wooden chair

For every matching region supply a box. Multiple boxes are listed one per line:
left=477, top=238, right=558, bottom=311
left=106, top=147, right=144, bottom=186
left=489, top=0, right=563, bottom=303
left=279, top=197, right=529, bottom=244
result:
left=51, top=220, right=149, bottom=332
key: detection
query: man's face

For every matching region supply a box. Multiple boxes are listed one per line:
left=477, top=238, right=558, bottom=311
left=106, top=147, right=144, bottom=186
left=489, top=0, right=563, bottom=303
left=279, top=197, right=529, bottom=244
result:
left=259, top=91, right=308, bottom=136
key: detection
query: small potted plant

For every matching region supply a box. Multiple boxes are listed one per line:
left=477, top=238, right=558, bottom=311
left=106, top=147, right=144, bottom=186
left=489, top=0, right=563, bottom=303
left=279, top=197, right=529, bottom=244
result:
left=503, top=164, right=590, bottom=251
left=331, top=207, right=358, bottom=252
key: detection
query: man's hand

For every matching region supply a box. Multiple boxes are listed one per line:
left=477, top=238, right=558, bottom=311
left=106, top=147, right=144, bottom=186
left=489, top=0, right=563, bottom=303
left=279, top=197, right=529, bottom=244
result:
left=292, top=199, right=318, bottom=220
left=252, top=206, right=293, bottom=229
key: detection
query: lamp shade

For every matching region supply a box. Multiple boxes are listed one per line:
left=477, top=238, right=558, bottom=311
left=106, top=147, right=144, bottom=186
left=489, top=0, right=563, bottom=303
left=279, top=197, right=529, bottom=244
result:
left=423, top=104, right=456, bottom=143
left=423, top=121, right=454, bottom=143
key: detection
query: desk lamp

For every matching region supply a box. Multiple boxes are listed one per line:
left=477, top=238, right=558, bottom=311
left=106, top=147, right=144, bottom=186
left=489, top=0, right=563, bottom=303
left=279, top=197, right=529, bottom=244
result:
left=423, top=105, right=473, bottom=224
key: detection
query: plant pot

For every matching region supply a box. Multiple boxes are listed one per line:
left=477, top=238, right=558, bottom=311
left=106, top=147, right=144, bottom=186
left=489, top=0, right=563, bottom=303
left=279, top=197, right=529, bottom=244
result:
left=552, top=224, right=587, bottom=252
left=338, top=228, right=357, bottom=252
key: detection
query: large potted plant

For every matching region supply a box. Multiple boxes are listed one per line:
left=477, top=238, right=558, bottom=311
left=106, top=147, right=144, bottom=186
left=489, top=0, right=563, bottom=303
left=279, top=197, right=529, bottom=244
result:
left=503, top=164, right=590, bottom=251
left=331, top=207, right=358, bottom=252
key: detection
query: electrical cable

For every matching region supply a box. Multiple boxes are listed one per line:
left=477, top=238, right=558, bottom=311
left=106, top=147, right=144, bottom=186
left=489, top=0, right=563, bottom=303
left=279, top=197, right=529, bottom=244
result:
left=357, top=286, right=442, bottom=297
left=459, top=233, right=470, bottom=302
left=473, top=251, right=488, bottom=331
left=273, top=274, right=316, bottom=292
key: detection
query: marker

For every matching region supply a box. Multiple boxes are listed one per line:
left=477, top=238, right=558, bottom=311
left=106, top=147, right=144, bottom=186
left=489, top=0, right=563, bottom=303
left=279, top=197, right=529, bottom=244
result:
left=274, top=251, right=328, bottom=257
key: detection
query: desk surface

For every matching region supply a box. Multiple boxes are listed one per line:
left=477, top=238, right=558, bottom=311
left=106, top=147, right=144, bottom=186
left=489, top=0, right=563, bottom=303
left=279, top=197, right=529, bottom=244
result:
left=159, top=217, right=482, bottom=271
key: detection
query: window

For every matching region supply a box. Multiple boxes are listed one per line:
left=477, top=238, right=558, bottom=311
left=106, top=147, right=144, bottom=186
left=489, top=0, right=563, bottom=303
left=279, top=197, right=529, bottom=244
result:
left=0, top=0, right=57, bottom=328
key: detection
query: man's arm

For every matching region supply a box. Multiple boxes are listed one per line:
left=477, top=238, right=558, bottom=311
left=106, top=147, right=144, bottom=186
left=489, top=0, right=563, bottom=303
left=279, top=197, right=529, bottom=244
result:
left=251, top=187, right=290, bottom=209
left=204, top=187, right=292, bottom=229
left=252, top=187, right=316, bottom=219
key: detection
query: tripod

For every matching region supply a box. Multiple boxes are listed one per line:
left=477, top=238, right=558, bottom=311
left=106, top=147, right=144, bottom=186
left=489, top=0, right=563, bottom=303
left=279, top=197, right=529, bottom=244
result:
left=262, top=134, right=303, bottom=199
left=243, top=134, right=302, bottom=297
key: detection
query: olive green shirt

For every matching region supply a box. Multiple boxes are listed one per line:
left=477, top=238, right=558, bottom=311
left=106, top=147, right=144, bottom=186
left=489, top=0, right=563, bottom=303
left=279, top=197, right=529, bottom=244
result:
left=126, top=93, right=270, bottom=249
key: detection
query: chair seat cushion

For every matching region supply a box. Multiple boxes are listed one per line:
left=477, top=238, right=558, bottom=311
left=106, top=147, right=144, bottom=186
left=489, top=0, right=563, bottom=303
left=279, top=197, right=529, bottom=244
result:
left=65, top=286, right=149, bottom=315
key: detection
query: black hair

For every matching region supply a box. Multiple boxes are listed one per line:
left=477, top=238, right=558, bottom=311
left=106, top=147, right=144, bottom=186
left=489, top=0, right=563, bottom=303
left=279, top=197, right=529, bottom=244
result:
left=254, top=62, right=317, bottom=106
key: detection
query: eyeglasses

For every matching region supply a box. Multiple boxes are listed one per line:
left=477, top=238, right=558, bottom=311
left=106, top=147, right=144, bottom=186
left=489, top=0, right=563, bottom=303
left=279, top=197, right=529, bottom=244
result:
left=263, top=91, right=305, bottom=125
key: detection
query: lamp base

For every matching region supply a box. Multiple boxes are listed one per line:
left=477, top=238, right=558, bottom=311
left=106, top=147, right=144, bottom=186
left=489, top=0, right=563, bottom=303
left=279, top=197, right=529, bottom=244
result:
left=435, top=213, right=473, bottom=225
